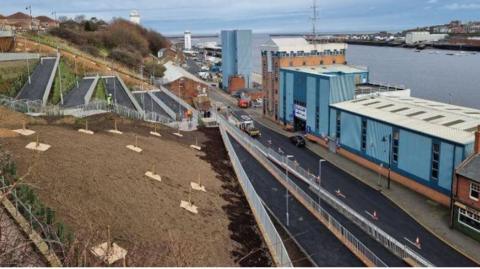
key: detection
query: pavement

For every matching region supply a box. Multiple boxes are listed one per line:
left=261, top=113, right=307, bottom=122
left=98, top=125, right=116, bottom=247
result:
left=62, top=78, right=95, bottom=107
left=209, top=87, right=479, bottom=266
left=104, top=77, right=136, bottom=110
left=16, top=58, right=56, bottom=102
left=134, top=92, right=172, bottom=119
left=228, top=133, right=364, bottom=267
left=153, top=91, right=186, bottom=118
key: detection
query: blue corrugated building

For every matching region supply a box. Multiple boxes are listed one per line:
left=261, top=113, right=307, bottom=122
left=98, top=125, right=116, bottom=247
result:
left=278, top=65, right=369, bottom=137
left=221, top=30, right=252, bottom=90
left=278, top=65, right=480, bottom=205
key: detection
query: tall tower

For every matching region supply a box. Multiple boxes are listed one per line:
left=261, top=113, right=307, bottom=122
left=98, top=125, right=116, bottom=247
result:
left=184, top=31, right=192, bottom=51
left=129, top=10, right=140, bottom=24
left=311, top=0, right=319, bottom=48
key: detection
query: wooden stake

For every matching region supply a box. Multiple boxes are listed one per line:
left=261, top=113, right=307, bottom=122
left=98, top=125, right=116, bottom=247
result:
left=107, top=225, right=111, bottom=256
left=135, top=135, right=138, bottom=148
left=85, top=120, right=89, bottom=131
left=154, top=124, right=157, bottom=133
left=198, top=174, right=201, bottom=186
left=36, top=134, right=39, bottom=147
left=188, top=187, right=192, bottom=206
left=22, top=120, right=26, bottom=131
left=114, top=120, right=118, bottom=131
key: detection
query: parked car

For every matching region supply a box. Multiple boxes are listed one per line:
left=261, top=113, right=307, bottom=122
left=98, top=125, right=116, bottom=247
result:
left=290, top=135, right=306, bottom=147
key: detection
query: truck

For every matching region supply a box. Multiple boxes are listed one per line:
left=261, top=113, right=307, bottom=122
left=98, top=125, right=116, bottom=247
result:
left=229, top=110, right=261, bottom=137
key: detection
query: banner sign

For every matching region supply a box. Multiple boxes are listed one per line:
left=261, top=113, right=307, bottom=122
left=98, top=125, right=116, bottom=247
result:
left=294, top=104, right=307, bottom=121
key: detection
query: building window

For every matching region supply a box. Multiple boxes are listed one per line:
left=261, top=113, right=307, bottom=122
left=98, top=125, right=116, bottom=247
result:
left=431, top=142, right=440, bottom=180
left=320, top=60, right=324, bottom=65
left=336, top=111, right=341, bottom=139
left=361, top=119, right=367, bottom=151
left=333, top=60, right=336, bottom=64
left=392, top=130, right=399, bottom=163
left=470, top=182, right=480, bottom=201
left=303, top=61, right=307, bottom=66
left=458, top=208, right=480, bottom=232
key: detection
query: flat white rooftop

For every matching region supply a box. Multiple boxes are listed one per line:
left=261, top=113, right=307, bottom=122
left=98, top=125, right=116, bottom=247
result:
left=262, top=37, right=347, bottom=53
left=282, top=64, right=367, bottom=76
left=332, top=95, right=480, bottom=145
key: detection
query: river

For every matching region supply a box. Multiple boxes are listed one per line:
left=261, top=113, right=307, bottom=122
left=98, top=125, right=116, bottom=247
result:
left=191, top=34, right=480, bottom=109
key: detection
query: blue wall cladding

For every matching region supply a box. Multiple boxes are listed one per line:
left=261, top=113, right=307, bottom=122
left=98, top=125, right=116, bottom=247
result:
left=221, top=31, right=235, bottom=89
left=235, top=30, right=252, bottom=87
left=329, top=108, right=337, bottom=138
left=397, top=129, right=432, bottom=182
left=293, top=72, right=307, bottom=102
left=285, top=72, right=294, bottom=123
left=329, top=74, right=355, bottom=104
left=438, top=142, right=454, bottom=191
left=278, top=71, right=285, bottom=122
left=306, top=76, right=317, bottom=133
left=319, top=78, right=331, bottom=136
left=365, top=120, right=392, bottom=164
left=340, top=112, right=361, bottom=151
left=464, top=142, right=474, bottom=159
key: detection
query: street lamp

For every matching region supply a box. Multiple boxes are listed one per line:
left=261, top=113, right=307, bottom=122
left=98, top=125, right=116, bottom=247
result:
left=381, top=135, right=392, bottom=189
left=285, top=154, right=294, bottom=227
left=74, top=55, right=79, bottom=88
left=318, top=159, right=326, bottom=206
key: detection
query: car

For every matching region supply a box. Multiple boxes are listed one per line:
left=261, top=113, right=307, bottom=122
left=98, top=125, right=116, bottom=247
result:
left=290, top=135, right=306, bottom=147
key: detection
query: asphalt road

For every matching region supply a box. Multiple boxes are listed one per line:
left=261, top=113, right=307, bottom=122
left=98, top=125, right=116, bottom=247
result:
left=229, top=133, right=364, bottom=267
left=63, top=78, right=95, bottom=107
left=252, top=116, right=477, bottom=267
left=104, top=77, right=136, bottom=110
left=134, top=92, right=172, bottom=119
left=153, top=91, right=186, bottom=118
left=208, top=88, right=478, bottom=266
left=16, top=58, right=56, bottom=101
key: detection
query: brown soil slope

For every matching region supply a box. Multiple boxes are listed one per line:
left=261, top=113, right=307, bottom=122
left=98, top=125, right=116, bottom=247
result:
left=0, top=109, right=272, bottom=266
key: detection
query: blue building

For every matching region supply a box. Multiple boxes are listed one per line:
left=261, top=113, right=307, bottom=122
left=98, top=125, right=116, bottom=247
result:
left=278, top=64, right=480, bottom=205
left=278, top=65, right=369, bottom=136
left=330, top=96, right=480, bottom=205
left=221, top=30, right=252, bottom=90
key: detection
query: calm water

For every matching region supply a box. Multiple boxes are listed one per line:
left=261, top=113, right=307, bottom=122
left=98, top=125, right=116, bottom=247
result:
left=191, top=34, right=480, bottom=109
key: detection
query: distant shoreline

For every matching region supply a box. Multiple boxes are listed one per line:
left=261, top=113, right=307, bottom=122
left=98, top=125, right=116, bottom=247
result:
left=346, top=40, right=480, bottom=52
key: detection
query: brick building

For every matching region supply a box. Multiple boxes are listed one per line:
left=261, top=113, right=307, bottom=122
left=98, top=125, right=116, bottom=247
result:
left=451, top=127, right=480, bottom=241
left=160, top=61, right=209, bottom=104
left=0, top=12, right=57, bottom=32
left=261, top=37, right=347, bottom=122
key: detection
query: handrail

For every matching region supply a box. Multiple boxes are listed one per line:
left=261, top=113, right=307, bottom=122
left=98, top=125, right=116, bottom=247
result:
left=215, top=111, right=434, bottom=267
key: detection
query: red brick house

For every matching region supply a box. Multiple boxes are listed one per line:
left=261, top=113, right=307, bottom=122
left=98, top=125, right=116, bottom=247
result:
left=451, top=127, right=480, bottom=242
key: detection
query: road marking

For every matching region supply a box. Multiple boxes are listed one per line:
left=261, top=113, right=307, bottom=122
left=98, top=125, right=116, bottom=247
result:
left=365, top=210, right=379, bottom=221
left=335, top=189, right=346, bottom=199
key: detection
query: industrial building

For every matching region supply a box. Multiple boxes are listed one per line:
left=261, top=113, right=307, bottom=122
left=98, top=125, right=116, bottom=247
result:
left=261, top=37, right=348, bottom=122
left=451, top=130, right=480, bottom=242
left=221, top=30, right=252, bottom=90
left=327, top=96, right=480, bottom=206
left=277, top=62, right=480, bottom=206
left=405, top=31, right=447, bottom=45
left=278, top=64, right=368, bottom=134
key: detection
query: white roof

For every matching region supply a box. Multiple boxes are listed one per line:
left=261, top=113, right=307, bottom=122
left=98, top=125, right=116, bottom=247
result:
left=332, top=96, right=480, bottom=145
left=162, top=61, right=208, bottom=86
left=282, top=64, right=367, bottom=76
left=261, top=37, right=347, bottom=53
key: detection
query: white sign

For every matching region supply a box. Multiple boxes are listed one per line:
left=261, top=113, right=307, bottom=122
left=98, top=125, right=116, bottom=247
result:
left=294, top=104, right=307, bottom=121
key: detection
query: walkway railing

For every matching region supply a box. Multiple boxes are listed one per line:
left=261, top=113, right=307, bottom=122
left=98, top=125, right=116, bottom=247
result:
left=216, top=112, right=433, bottom=267
left=220, top=125, right=293, bottom=267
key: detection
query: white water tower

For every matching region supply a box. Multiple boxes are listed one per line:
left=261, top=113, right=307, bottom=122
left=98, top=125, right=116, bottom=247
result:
left=129, top=10, right=140, bottom=24
left=184, top=30, right=192, bottom=51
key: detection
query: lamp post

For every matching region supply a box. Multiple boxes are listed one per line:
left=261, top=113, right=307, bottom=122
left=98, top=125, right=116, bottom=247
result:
left=318, top=159, right=326, bottom=206
left=285, top=154, right=294, bottom=227
left=381, top=135, right=392, bottom=189
left=74, top=55, right=79, bottom=88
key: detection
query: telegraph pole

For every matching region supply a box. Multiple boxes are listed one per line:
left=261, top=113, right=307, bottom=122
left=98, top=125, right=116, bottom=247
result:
left=311, top=0, right=319, bottom=49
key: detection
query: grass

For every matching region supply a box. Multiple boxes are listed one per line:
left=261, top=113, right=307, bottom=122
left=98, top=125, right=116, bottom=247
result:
left=51, top=59, right=77, bottom=105
left=93, top=78, right=107, bottom=101
left=0, top=60, right=39, bottom=97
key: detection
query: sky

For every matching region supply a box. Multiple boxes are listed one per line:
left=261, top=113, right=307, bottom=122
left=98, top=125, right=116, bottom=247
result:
left=1, top=0, right=480, bottom=35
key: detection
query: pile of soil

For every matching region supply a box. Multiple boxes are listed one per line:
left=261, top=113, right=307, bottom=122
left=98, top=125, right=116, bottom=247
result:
left=0, top=109, right=272, bottom=266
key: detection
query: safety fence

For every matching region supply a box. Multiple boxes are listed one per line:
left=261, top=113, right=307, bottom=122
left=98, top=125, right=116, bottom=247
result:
left=0, top=177, right=62, bottom=266
left=0, top=95, right=173, bottom=125
left=219, top=125, right=293, bottom=267
left=216, top=112, right=433, bottom=267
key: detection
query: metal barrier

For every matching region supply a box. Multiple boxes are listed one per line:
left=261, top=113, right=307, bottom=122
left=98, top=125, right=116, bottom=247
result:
left=216, top=112, right=433, bottom=267
left=0, top=177, right=62, bottom=262
left=219, top=125, right=293, bottom=267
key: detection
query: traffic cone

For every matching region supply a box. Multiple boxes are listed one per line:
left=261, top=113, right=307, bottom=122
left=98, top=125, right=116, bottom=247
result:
left=415, top=236, right=421, bottom=249
left=373, top=210, right=379, bottom=220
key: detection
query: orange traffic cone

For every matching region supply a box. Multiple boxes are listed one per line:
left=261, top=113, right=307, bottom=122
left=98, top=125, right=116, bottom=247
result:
left=373, top=210, right=379, bottom=220
left=415, top=236, right=421, bottom=249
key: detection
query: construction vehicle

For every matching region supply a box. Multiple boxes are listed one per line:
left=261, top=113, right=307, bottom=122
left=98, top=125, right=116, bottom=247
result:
left=229, top=110, right=261, bottom=137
